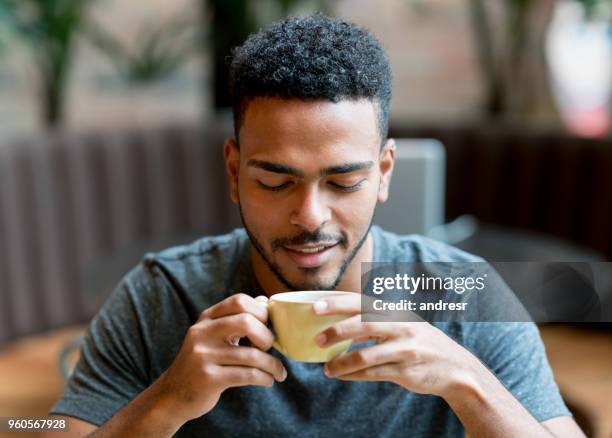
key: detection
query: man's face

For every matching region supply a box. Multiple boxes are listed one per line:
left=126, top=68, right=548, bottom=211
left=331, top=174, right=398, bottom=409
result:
left=225, top=97, right=394, bottom=291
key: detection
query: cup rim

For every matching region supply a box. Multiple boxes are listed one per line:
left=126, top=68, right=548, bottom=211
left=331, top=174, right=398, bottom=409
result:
left=269, top=290, right=357, bottom=303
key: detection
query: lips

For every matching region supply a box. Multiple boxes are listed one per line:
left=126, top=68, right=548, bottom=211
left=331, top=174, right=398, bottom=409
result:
left=282, top=242, right=339, bottom=268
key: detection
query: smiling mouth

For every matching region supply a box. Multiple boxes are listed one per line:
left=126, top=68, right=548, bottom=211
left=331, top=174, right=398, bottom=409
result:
left=282, top=242, right=340, bottom=268
left=283, top=242, right=338, bottom=253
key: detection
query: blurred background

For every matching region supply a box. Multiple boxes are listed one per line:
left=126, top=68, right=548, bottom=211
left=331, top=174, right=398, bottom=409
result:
left=0, top=0, right=611, bottom=436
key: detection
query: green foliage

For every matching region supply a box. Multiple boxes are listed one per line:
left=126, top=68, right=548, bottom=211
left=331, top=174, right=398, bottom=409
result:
left=0, top=0, right=200, bottom=125
left=87, top=17, right=200, bottom=85
left=0, top=0, right=91, bottom=56
left=575, top=0, right=612, bottom=20
left=0, top=0, right=94, bottom=125
left=577, top=0, right=600, bottom=18
left=0, top=0, right=334, bottom=124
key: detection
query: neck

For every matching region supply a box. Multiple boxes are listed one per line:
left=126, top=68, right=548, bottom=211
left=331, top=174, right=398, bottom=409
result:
left=251, top=231, right=374, bottom=296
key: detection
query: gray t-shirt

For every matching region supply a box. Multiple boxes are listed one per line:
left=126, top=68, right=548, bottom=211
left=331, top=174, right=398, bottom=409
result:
left=50, top=226, right=570, bottom=437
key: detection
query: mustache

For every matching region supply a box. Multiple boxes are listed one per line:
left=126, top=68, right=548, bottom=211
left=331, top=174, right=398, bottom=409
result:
left=272, top=230, right=347, bottom=250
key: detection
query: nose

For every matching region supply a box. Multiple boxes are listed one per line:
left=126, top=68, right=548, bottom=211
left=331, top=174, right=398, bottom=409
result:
left=290, top=185, right=331, bottom=232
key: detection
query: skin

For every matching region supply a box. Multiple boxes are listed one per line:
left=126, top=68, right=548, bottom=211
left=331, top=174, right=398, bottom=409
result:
left=228, top=97, right=391, bottom=295
left=42, top=97, right=584, bottom=437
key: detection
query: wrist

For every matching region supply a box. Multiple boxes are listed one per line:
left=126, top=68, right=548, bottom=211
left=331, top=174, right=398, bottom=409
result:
left=437, top=353, right=553, bottom=437
left=440, top=357, right=489, bottom=407
left=144, top=373, right=190, bottom=433
left=94, top=374, right=187, bottom=438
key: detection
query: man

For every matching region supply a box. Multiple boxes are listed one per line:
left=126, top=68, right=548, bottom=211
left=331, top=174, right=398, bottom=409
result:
left=46, top=15, right=584, bottom=437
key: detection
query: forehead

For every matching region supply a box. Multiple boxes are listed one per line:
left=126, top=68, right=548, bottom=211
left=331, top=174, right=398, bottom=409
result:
left=239, top=97, right=380, bottom=164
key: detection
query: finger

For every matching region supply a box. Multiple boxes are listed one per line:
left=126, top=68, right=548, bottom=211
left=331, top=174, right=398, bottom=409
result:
left=324, top=341, right=406, bottom=377
left=208, top=313, right=275, bottom=351
left=218, top=365, right=276, bottom=389
left=202, top=293, right=268, bottom=323
left=312, top=292, right=361, bottom=315
left=316, top=317, right=409, bottom=347
left=312, top=293, right=385, bottom=318
left=333, top=363, right=401, bottom=382
left=213, top=346, right=287, bottom=382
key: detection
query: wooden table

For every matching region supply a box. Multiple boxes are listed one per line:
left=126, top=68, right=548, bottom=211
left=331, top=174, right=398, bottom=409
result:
left=540, top=324, right=612, bottom=438
left=0, top=327, right=84, bottom=438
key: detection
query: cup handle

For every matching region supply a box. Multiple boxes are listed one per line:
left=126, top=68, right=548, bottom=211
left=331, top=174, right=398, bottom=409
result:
left=264, top=300, right=285, bottom=355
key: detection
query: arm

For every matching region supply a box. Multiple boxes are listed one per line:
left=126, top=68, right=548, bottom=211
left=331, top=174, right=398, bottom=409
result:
left=542, top=417, right=585, bottom=437
left=314, top=295, right=585, bottom=438
left=44, top=294, right=286, bottom=438
left=41, top=373, right=191, bottom=438
left=445, top=356, right=584, bottom=437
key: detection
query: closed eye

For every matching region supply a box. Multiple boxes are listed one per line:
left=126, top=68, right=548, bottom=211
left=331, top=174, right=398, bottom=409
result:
left=328, top=180, right=365, bottom=192
left=257, top=181, right=293, bottom=191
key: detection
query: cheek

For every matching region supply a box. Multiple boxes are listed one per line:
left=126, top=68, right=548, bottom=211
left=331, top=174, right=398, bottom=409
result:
left=332, top=189, right=378, bottom=229
left=239, top=185, right=286, bottom=227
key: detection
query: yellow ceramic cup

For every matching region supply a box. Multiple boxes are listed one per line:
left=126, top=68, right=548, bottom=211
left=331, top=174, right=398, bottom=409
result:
left=267, top=291, right=355, bottom=362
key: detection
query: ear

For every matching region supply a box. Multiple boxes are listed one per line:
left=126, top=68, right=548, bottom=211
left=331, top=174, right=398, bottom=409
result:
left=224, top=138, right=240, bottom=204
left=377, top=139, right=395, bottom=203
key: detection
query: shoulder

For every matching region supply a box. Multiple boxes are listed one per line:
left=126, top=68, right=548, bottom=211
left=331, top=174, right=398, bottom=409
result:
left=461, top=322, right=571, bottom=420
left=373, top=225, right=484, bottom=263
left=146, top=228, right=249, bottom=273
left=119, top=228, right=251, bottom=308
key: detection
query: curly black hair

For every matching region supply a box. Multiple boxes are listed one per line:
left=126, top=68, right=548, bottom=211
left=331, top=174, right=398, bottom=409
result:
left=228, top=14, right=392, bottom=146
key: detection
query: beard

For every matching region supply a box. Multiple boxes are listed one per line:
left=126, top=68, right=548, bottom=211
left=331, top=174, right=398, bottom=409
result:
left=238, top=202, right=374, bottom=291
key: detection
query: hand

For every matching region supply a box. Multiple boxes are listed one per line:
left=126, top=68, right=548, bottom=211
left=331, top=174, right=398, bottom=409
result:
left=314, top=293, right=482, bottom=398
left=153, top=293, right=287, bottom=423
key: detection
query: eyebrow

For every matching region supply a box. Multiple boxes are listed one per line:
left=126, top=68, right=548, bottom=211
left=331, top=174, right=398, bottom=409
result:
left=247, top=159, right=373, bottom=177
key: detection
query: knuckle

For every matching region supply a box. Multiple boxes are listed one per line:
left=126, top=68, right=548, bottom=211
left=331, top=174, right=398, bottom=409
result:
left=199, top=308, right=211, bottom=321
left=186, top=325, right=203, bottom=343
left=192, top=343, right=210, bottom=357
left=363, top=322, right=377, bottom=333
left=245, top=367, right=259, bottom=380
left=238, top=312, right=256, bottom=330
left=400, top=324, right=414, bottom=336
left=243, top=348, right=259, bottom=363
left=409, top=348, right=420, bottom=362
left=201, top=364, right=216, bottom=380
left=187, top=324, right=201, bottom=335
left=233, top=293, right=251, bottom=311
left=398, top=343, right=416, bottom=360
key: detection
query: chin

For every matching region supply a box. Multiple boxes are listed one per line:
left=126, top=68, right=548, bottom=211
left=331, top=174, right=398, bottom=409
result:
left=285, top=268, right=342, bottom=291
left=287, top=282, right=336, bottom=292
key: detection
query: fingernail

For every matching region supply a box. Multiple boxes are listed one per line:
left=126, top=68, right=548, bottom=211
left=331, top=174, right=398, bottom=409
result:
left=313, top=300, right=328, bottom=313
left=315, top=333, right=327, bottom=346
left=323, top=364, right=330, bottom=376
left=279, top=368, right=287, bottom=382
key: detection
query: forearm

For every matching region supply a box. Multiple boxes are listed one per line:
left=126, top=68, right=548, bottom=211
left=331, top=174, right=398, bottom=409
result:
left=87, top=377, right=185, bottom=438
left=444, top=360, right=553, bottom=438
